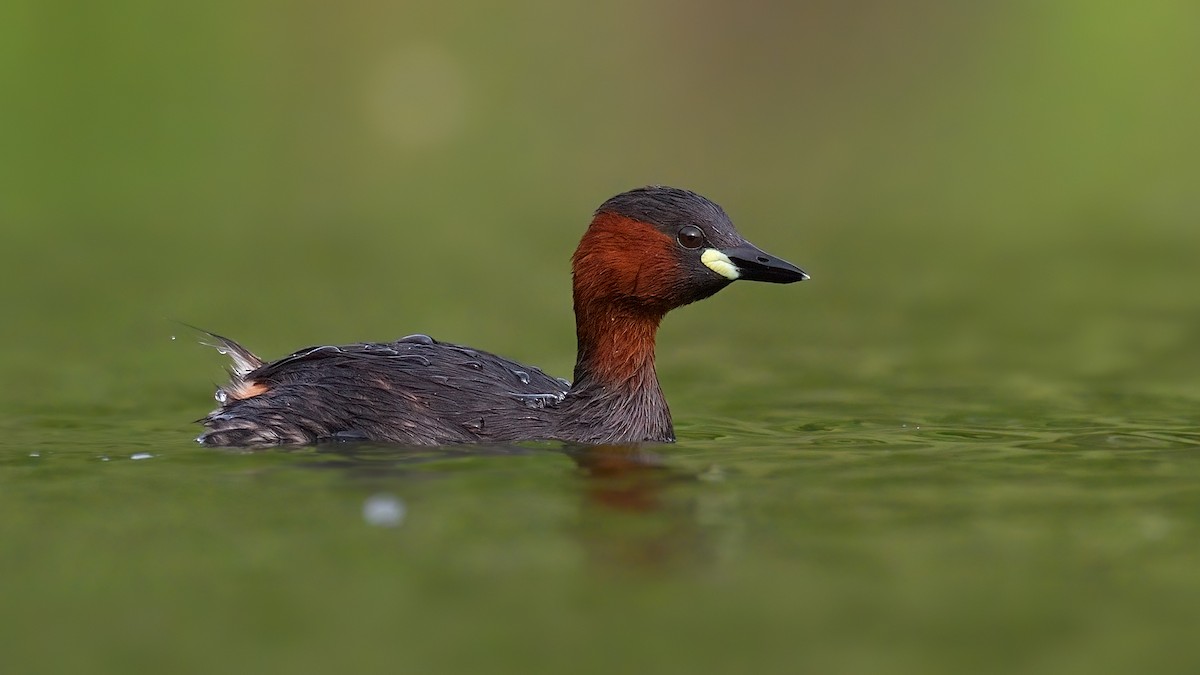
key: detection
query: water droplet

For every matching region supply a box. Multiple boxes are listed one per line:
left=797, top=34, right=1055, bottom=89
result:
left=556, top=377, right=571, bottom=388
left=29, top=452, right=40, bottom=458
left=397, top=333, right=434, bottom=345
left=170, top=335, right=177, bottom=341
left=463, top=360, right=482, bottom=370
left=131, top=453, right=153, bottom=461
left=215, top=389, right=228, bottom=403
left=511, top=369, right=531, bottom=385
left=398, top=354, right=431, bottom=367
left=100, top=456, right=110, bottom=462
left=462, top=418, right=484, bottom=431
left=362, top=493, right=406, bottom=528
left=514, top=393, right=565, bottom=408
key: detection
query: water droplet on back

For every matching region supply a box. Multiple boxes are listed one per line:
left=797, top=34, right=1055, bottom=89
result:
left=514, top=392, right=564, bottom=408
left=397, top=334, right=435, bottom=345
left=510, top=369, right=531, bottom=385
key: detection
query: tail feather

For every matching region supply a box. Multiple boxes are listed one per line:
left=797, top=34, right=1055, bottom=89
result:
left=197, top=418, right=299, bottom=447
left=184, top=324, right=265, bottom=378
left=185, top=324, right=293, bottom=447
left=198, top=410, right=315, bottom=447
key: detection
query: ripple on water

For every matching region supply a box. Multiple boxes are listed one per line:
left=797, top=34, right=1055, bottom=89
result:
left=1018, top=429, right=1200, bottom=451
left=921, top=429, right=1039, bottom=443
left=680, top=410, right=1200, bottom=467
left=804, top=435, right=933, bottom=450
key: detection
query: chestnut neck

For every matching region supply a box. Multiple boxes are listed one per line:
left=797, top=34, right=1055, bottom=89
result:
left=571, top=298, right=663, bottom=391
left=557, top=296, right=674, bottom=444
left=567, top=212, right=676, bottom=393
left=554, top=212, right=677, bottom=443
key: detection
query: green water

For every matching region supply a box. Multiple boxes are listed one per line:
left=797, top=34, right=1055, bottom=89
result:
left=5, top=367, right=1200, bottom=674
left=4, top=2, right=1200, bottom=674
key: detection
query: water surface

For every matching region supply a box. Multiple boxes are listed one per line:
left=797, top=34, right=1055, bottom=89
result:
left=4, top=376, right=1199, bottom=675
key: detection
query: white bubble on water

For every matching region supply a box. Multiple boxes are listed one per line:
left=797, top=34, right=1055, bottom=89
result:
left=362, top=493, right=406, bottom=528
left=131, top=453, right=153, bottom=461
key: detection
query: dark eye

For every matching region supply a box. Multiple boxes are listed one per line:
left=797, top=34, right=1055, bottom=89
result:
left=677, top=225, right=705, bottom=249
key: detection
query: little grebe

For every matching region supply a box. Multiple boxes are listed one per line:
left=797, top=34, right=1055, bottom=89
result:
left=197, top=186, right=807, bottom=446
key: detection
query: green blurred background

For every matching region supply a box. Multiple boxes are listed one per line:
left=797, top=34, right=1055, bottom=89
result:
left=3, top=0, right=1198, bottom=409
left=3, top=2, right=1200, bottom=674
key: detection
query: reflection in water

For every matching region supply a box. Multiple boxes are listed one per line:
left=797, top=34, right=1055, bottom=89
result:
left=297, top=441, right=725, bottom=571
left=568, top=444, right=719, bottom=571
left=303, top=441, right=544, bottom=478
left=566, top=444, right=675, bottom=513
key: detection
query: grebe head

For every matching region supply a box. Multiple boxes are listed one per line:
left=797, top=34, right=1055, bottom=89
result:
left=572, top=186, right=808, bottom=315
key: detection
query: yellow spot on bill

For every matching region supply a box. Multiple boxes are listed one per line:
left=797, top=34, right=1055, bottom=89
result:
left=701, top=249, right=740, bottom=280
